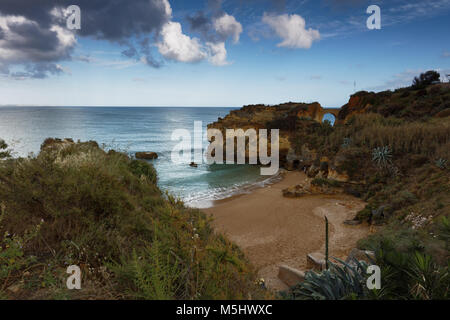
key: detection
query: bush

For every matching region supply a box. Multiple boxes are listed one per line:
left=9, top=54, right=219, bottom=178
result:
left=285, top=258, right=374, bottom=300
left=311, top=178, right=341, bottom=188
left=0, top=139, right=266, bottom=300
left=412, top=71, right=440, bottom=89
left=0, top=139, right=10, bottom=159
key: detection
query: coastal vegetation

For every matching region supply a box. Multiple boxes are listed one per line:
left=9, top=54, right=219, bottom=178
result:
left=1, top=71, right=448, bottom=300
left=287, top=75, right=450, bottom=300
left=209, top=71, right=449, bottom=300
left=0, top=138, right=267, bottom=300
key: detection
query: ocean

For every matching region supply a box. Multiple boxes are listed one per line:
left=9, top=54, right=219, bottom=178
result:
left=0, top=106, right=278, bottom=208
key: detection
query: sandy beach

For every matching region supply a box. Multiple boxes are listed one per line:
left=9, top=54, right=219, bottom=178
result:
left=203, top=171, right=370, bottom=291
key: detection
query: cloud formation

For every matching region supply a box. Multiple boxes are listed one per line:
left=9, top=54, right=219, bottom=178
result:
left=213, top=13, right=243, bottom=44
left=0, top=0, right=242, bottom=77
left=262, top=13, right=320, bottom=49
left=184, top=1, right=243, bottom=66
left=206, top=41, right=229, bottom=66
left=0, top=14, right=76, bottom=78
left=0, top=0, right=173, bottom=78
left=157, top=21, right=207, bottom=63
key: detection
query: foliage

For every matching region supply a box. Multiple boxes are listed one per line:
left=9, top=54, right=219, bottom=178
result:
left=0, top=139, right=10, bottom=160
left=287, top=258, right=372, bottom=300
left=435, top=158, right=447, bottom=170
left=439, top=217, right=450, bottom=250
left=372, top=146, right=393, bottom=168
left=0, top=140, right=267, bottom=300
left=405, top=252, right=449, bottom=300
left=412, top=71, right=440, bottom=89
left=311, top=178, right=341, bottom=188
left=358, top=225, right=449, bottom=299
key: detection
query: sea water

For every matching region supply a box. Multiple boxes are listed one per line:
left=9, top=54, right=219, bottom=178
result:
left=0, top=106, right=278, bottom=208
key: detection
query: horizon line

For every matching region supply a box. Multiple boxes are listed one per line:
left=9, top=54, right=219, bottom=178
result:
left=0, top=104, right=343, bottom=109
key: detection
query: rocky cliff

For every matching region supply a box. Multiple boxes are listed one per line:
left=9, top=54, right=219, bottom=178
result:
left=208, top=83, right=450, bottom=183
left=208, top=102, right=341, bottom=169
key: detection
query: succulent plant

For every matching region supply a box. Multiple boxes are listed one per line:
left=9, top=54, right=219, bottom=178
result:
left=435, top=158, right=447, bottom=170
left=372, top=146, right=392, bottom=167
left=290, top=258, right=371, bottom=300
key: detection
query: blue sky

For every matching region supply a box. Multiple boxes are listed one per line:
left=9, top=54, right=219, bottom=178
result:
left=0, top=0, right=449, bottom=107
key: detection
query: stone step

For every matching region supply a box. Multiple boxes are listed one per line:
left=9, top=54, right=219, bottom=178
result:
left=306, top=252, right=327, bottom=271
left=278, top=265, right=306, bottom=288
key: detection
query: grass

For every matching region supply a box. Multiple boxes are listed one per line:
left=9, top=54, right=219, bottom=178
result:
left=0, top=139, right=268, bottom=300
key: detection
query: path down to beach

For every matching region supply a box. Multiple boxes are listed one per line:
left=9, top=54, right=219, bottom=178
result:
left=203, top=171, right=370, bottom=291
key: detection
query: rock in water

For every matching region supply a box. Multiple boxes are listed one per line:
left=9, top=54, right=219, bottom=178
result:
left=135, top=152, right=158, bottom=160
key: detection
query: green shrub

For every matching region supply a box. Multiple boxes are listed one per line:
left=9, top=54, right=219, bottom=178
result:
left=0, top=139, right=266, bottom=300
left=0, top=139, right=10, bottom=159
left=311, top=178, right=341, bottom=188
left=285, top=258, right=373, bottom=300
left=412, top=71, right=440, bottom=89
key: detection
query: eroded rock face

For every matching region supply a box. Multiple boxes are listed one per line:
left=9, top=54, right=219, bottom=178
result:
left=282, top=184, right=311, bottom=198
left=206, top=98, right=361, bottom=178
left=135, top=152, right=158, bottom=160
left=282, top=178, right=342, bottom=198
left=328, top=168, right=350, bottom=183
left=338, top=92, right=373, bottom=122
left=207, top=102, right=340, bottom=168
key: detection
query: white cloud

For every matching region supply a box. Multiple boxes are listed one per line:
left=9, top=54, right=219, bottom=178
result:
left=156, top=11, right=236, bottom=66
left=262, top=13, right=320, bottom=49
left=157, top=21, right=207, bottom=63
left=213, top=13, right=243, bottom=44
left=206, top=42, right=230, bottom=66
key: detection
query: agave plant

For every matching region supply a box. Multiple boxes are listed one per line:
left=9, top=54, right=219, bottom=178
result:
left=290, top=258, right=371, bottom=300
left=435, top=158, right=447, bottom=170
left=372, top=146, right=392, bottom=168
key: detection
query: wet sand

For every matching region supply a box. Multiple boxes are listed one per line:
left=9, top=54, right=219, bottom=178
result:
left=202, top=171, right=369, bottom=291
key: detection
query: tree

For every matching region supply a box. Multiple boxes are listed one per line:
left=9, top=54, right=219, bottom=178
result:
left=412, top=71, right=440, bottom=89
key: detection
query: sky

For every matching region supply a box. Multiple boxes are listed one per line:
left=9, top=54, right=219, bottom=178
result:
left=0, top=0, right=449, bottom=108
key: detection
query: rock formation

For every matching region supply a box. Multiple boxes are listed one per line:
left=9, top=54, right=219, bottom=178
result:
left=135, top=152, right=158, bottom=160
left=207, top=102, right=341, bottom=169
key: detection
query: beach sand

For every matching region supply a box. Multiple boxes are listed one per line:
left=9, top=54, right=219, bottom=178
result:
left=202, top=171, right=370, bottom=291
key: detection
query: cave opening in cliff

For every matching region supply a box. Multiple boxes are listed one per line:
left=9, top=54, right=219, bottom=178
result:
left=322, top=113, right=336, bottom=126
